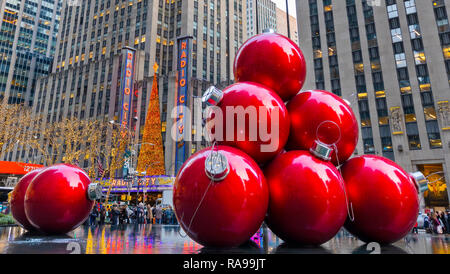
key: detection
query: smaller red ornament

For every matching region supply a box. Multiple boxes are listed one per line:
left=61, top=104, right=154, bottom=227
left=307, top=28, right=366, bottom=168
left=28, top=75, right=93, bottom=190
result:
left=173, top=146, right=269, bottom=247
left=10, top=168, right=45, bottom=231
left=203, top=82, right=290, bottom=165
left=287, top=90, right=359, bottom=166
left=341, top=155, right=420, bottom=244
left=24, top=164, right=103, bottom=234
left=234, top=30, right=307, bottom=102
left=265, top=151, right=347, bottom=245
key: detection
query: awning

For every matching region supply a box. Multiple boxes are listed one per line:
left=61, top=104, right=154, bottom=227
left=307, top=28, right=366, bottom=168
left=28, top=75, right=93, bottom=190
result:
left=0, top=161, right=44, bottom=175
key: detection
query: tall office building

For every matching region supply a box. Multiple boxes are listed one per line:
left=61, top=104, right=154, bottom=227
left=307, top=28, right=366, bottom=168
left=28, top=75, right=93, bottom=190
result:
left=297, top=0, right=450, bottom=207
left=0, top=0, right=62, bottom=106
left=6, top=0, right=247, bottom=176
left=246, top=0, right=276, bottom=37
left=276, top=7, right=298, bottom=44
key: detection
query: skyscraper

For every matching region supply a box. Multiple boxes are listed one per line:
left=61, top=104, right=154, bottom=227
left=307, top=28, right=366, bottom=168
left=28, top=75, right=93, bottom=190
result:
left=9, top=0, right=247, bottom=176
left=297, top=0, right=450, bottom=207
left=0, top=0, right=62, bottom=106
left=246, top=0, right=277, bottom=37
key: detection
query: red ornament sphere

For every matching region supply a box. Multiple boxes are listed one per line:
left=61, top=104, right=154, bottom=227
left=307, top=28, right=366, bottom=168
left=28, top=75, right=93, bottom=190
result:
left=24, top=164, right=94, bottom=234
left=234, top=31, right=306, bottom=102
left=207, top=82, right=290, bottom=165
left=265, top=151, right=347, bottom=245
left=287, top=90, right=359, bottom=165
left=173, top=146, right=269, bottom=247
left=341, top=155, right=420, bottom=244
left=10, top=168, right=45, bottom=231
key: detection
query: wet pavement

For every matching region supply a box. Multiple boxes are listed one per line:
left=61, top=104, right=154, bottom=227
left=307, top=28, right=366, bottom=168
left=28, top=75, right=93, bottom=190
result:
left=0, top=224, right=448, bottom=254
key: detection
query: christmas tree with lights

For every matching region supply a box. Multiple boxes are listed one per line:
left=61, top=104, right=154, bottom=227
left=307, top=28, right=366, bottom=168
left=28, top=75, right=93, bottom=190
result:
left=137, top=63, right=166, bottom=176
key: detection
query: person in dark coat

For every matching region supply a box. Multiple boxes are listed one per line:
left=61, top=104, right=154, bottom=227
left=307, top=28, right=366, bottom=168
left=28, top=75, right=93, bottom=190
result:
left=111, top=204, right=120, bottom=226
left=99, top=204, right=106, bottom=225
left=89, top=204, right=99, bottom=226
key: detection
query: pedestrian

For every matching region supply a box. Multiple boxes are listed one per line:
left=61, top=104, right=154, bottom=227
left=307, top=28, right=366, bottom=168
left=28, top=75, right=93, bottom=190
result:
left=111, top=204, right=120, bottom=226
left=424, top=213, right=431, bottom=233
left=99, top=205, right=106, bottom=225
left=126, top=205, right=133, bottom=224
left=437, top=212, right=446, bottom=234
left=431, top=212, right=442, bottom=234
left=446, top=211, right=450, bottom=234
left=412, top=220, right=418, bottom=234
left=167, top=205, right=175, bottom=225
left=146, top=204, right=153, bottom=224
left=438, top=211, right=449, bottom=234
left=155, top=206, right=163, bottom=224
left=140, top=203, right=146, bottom=224
left=89, top=203, right=99, bottom=226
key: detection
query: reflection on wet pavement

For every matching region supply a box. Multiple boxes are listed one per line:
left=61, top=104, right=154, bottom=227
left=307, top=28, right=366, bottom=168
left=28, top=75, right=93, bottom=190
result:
left=0, top=225, right=448, bottom=254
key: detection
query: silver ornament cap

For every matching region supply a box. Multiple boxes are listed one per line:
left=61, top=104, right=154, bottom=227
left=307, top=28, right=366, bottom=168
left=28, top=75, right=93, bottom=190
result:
left=87, top=183, right=103, bottom=201
left=310, top=140, right=333, bottom=162
left=410, top=171, right=428, bottom=193
left=205, top=151, right=230, bottom=182
left=202, top=86, right=223, bottom=107
left=262, top=28, right=275, bottom=34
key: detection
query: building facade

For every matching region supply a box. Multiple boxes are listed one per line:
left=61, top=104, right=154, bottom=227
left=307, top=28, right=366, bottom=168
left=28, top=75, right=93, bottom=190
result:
left=246, top=0, right=277, bottom=37
left=276, top=7, right=298, bottom=44
left=297, top=0, right=450, bottom=207
left=0, top=0, right=62, bottom=106
left=6, top=0, right=247, bottom=177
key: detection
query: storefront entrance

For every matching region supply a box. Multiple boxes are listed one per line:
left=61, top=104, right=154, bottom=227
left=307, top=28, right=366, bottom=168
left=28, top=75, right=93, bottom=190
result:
left=112, top=191, right=163, bottom=206
left=417, top=163, right=449, bottom=208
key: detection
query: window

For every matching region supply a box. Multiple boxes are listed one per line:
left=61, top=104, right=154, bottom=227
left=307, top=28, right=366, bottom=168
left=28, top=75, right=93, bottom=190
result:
left=406, top=122, right=421, bottom=150
left=426, top=120, right=442, bottom=148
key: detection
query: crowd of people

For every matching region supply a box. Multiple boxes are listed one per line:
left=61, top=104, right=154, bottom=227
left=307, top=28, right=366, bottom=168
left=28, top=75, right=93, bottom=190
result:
left=86, top=202, right=178, bottom=226
left=414, top=211, right=450, bottom=234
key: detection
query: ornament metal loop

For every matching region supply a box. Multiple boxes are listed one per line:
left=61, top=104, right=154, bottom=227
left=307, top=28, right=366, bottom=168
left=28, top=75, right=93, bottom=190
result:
left=202, top=86, right=223, bottom=107
left=262, top=28, right=275, bottom=34
left=310, top=140, right=333, bottom=162
left=316, top=120, right=342, bottom=146
left=205, top=150, right=229, bottom=182
left=87, top=183, right=103, bottom=201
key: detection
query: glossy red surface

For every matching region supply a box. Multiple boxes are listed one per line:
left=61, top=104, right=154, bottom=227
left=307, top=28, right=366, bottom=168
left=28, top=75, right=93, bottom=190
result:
left=10, top=168, right=45, bottom=231
left=173, top=146, right=269, bottom=247
left=341, top=155, right=420, bottom=244
left=287, top=90, right=359, bottom=166
left=24, top=164, right=94, bottom=234
left=234, top=32, right=306, bottom=102
left=207, top=82, right=290, bottom=165
left=264, top=151, right=347, bottom=245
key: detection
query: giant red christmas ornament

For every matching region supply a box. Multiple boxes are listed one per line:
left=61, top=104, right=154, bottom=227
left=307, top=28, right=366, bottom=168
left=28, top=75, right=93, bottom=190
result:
left=203, top=82, right=290, bottom=165
left=173, top=146, right=269, bottom=247
left=265, top=151, right=347, bottom=245
left=10, top=168, right=45, bottom=231
left=234, top=30, right=306, bottom=102
left=287, top=90, right=359, bottom=166
left=24, top=164, right=103, bottom=234
left=341, top=155, right=420, bottom=244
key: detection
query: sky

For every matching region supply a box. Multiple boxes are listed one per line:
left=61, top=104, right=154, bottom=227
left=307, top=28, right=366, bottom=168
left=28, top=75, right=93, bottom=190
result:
left=272, top=0, right=297, bottom=18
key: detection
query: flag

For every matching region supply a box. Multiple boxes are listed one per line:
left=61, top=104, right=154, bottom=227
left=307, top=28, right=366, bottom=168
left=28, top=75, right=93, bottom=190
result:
left=97, top=158, right=104, bottom=178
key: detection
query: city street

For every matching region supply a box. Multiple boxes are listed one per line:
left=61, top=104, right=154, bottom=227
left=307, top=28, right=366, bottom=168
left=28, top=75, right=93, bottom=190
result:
left=0, top=225, right=448, bottom=254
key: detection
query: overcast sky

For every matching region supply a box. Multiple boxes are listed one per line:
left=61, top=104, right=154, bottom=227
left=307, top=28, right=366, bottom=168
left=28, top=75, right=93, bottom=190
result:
left=272, top=0, right=297, bottom=18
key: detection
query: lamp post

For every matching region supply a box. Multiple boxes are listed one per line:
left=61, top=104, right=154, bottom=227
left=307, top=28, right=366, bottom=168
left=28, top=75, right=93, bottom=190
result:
left=286, top=0, right=291, bottom=39
left=128, top=142, right=156, bottom=205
